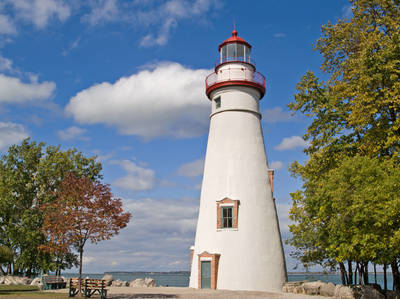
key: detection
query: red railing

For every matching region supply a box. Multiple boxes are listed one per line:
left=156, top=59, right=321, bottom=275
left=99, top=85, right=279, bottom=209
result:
left=205, top=67, right=266, bottom=91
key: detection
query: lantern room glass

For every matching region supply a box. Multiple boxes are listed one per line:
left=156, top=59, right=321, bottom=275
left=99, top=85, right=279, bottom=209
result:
left=220, top=43, right=251, bottom=63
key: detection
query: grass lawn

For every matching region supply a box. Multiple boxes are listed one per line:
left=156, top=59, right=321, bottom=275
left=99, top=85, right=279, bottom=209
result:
left=0, top=285, right=70, bottom=298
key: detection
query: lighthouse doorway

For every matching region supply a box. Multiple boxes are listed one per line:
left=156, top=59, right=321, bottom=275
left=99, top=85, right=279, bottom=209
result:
left=201, top=261, right=211, bottom=288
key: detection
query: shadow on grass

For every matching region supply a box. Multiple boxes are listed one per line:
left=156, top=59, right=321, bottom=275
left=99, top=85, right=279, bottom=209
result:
left=0, top=285, right=40, bottom=294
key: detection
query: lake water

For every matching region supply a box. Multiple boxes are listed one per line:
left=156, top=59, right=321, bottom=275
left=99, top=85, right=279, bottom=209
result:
left=62, top=272, right=394, bottom=290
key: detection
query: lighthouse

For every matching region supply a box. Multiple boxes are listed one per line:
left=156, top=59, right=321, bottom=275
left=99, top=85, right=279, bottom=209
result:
left=189, top=29, right=287, bottom=292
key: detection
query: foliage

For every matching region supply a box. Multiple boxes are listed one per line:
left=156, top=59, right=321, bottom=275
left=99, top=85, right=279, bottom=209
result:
left=0, top=138, right=102, bottom=276
left=287, top=0, right=400, bottom=287
left=40, top=173, right=131, bottom=292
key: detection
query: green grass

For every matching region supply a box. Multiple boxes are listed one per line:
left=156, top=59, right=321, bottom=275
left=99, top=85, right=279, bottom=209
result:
left=0, top=285, right=70, bottom=298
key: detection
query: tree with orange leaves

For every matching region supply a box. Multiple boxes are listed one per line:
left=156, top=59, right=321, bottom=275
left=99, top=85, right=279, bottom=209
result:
left=40, top=173, right=131, bottom=294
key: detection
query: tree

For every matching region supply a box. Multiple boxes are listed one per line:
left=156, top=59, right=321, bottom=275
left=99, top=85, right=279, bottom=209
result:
left=0, top=245, right=13, bottom=275
left=41, top=173, right=131, bottom=294
left=0, top=138, right=102, bottom=276
left=286, top=0, right=400, bottom=289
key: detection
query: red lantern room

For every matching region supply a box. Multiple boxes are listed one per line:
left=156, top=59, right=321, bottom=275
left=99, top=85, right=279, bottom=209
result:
left=205, top=29, right=266, bottom=99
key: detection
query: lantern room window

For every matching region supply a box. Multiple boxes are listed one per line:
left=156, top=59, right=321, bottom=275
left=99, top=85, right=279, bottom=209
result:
left=220, top=43, right=251, bottom=63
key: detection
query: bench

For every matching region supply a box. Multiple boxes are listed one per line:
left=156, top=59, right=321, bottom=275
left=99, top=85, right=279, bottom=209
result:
left=69, top=278, right=107, bottom=299
left=41, top=275, right=66, bottom=290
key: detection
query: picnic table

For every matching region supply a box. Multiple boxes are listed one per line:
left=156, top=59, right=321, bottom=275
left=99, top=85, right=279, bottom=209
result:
left=69, top=278, right=107, bottom=299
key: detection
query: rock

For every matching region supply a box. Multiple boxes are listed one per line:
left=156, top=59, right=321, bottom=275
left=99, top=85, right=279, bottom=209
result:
left=320, top=282, right=336, bottom=297
left=129, top=278, right=156, bottom=288
left=3, top=276, right=28, bottom=285
left=111, top=279, right=128, bottom=287
left=387, top=290, right=400, bottom=299
left=334, top=284, right=385, bottom=299
left=282, top=281, right=305, bottom=294
left=303, top=281, right=323, bottom=295
left=129, top=278, right=146, bottom=288
left=144, top=277, right=156, bottom=287
left=30, top=277, right=43, bottom=287
left=0, top=276, right=5, bottom=284
left=102, top=274, right=113, bottom=286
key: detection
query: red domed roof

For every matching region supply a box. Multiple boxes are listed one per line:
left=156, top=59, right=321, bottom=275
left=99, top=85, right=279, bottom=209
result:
left=218, top=29, right=252, bottom=51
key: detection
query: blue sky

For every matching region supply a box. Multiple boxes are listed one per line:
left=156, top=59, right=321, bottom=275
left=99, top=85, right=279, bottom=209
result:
left=0, top=0, right=351, bottom=273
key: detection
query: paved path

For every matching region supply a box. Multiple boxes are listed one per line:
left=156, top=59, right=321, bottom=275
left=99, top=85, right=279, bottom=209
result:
left=49, top=286, right=329, bottom=299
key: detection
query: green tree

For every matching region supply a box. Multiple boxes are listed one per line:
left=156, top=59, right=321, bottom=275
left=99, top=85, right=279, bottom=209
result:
left=286, top=0, right=400, bottom=289
left=0, top=138, right=102, bottom=276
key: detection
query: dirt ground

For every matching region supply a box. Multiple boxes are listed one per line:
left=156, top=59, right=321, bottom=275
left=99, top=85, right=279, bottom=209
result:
left=46, top=286, right=329, bottom=299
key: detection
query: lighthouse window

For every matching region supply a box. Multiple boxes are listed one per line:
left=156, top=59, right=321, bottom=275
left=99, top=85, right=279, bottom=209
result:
left=237, top=44, right=244, bottom=61
left=214, top=97, right=221, bottom=109
left=222, top=207, right=233, bottom=228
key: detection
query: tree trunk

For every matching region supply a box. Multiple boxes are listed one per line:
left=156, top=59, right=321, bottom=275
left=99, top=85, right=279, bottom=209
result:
left=363, top=262, right=369, bottom=285
left=373, top=263, right=377, bottom=284
left=383, top=263, right=387, bottom=292
left=391, top=260, right=400, bottom=291
left=79, top=246, right=83, bottom=296
left=0, top=266, right=5, bottom=275
left=348, top=260, right=353, bottom=285
left=339, top=262, right=347, bottom=285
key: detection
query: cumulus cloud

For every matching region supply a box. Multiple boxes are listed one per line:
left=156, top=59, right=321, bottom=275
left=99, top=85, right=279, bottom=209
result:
left=75, top=197, right=199, bottom=272
left=66, top=62, right=210, bottom=139
left=82, top=0, right=119, bottom=26
left=135, top=0, right=221, bottom=47
left=0, top=74, right=55, bottom=103
left=263, top=107, right=294, bottom=123
left=0, top=122, right=29, bottom=151
left=0, top=55, right=13, bottom=72
left=274, top=136, right=309, bottom=151
left=57, top=126, right=88, bottom=141
left=113, top=160, right=156, bottom=191
left=0, top=14, right=16, bottom=34
left=177, top=158, right=204, bottom=177
left=269, top=160, right=283, bottom=170
left=12, top=0, right=70, bottom=29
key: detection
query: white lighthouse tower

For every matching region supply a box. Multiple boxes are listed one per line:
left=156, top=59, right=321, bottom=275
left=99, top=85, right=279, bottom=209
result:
left=189, top=29, right=287, bottom=292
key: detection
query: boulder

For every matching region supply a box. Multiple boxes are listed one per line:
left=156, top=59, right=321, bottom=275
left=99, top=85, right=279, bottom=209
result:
left=320, top=282, right=336, bottom=297
left=0, top=276, right=5, bottom=284
left=30, top=277, right=42, bottom=287
left=102, top=274, right=113, bottom=286
left=144, top=277, right=156, bottom=287
left=282, top=281, right=305, bottom=294
left=303, top=281, right=324, bottom=295
left=129, top=278, right=146, bottom=288
left=2, top=276, right=30, bottom=285
left=129, top=278, right=156, bottom=288
left=334, top=285, right=385, bottom=299
left=111, top=279, right=128, bottom=287
left=387, top=290, right=400, bottom=299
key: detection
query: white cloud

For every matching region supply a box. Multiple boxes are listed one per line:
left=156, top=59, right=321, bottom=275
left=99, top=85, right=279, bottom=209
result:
left=12, top=0, right=70, bottom=29
left=177, top=158, right=204, bottom=177
left=342, top=5, right=353, bottom=18
left=269, top=160, right=283, bottom=170
left=82, top=0, right=119, bottom=26
left=0, top=122, right=29, bottom=151
left=273, top=32, right=286, bottom=38
left=275, top=136, right=308, bottom=151
left=113, top=160, right=156, bottom=191
left=0, top=14, right=17, bottom=34
left=62, top=37, right=80, bottom=56
left=57, top=126, right=88, bottom=141
left=0, top=74, right=55, bottom=103
left=263, top=107, right=294, bottom=123
left=66, top=62, right=210, bottom=139
left=135, top=0, right=220, bottom=47
left=0, top=55, right=13, bottom=72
